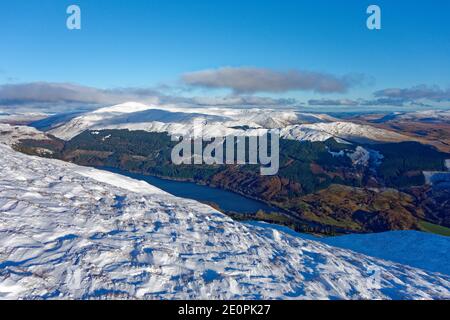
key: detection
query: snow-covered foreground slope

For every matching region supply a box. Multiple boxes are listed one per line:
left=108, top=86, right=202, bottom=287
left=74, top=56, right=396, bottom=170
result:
left=48, top=102, right=410, bottom=144
left=246, top=222, right=450, bottom=276
left=1, top=145, right=449, bottom=300
left=322, top=231, right=450, bottom=276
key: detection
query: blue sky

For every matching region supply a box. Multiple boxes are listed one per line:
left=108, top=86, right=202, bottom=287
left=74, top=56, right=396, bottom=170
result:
left=0, top=0, right=449, bottom=111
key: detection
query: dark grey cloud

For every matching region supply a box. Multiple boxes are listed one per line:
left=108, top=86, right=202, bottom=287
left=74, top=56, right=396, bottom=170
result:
left=361, top=97, right=407, bottom=107
left=308, top=98, right=359, bottom=106
left=0, top=82, right=161, bottom=106
left=308, top=97, right=415, bottom=108
left=307, top=85, right=450, bottom=108
left=374, top=85, right=450, bottom=102
left=0, top=82, right=162, bottom=113
left=0, top=82, right=298, bottom=113
left=3, top=81, right=446, bottom=115
left=182, top=67, right=365, bottom=94
left=188, top=95, right=297, bottom=107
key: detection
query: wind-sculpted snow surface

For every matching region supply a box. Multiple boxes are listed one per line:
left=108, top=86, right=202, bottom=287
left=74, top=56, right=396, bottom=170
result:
left=0, top=145, right=449, bottom=300
left=246, top=222, right=450, bottom=276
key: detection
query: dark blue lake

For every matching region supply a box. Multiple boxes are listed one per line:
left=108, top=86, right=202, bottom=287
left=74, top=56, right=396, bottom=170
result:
left=100, top=167, right=281, bottom=215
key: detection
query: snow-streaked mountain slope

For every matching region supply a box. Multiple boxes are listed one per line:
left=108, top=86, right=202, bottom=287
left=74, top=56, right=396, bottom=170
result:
left=382, top=110, right=450, bottom=123
left=48, top=102, right=336, bottom=140
left=49, top=102, right=412, bottom=144
left=0, top=145, right=449, bottom=300
left=280, top=122, right=411, bottom=143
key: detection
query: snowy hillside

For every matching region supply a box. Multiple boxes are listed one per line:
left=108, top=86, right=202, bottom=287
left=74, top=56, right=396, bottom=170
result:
left=0, top=124, right=52, bottom=146
left=0, top=144, right=449, bottom=300
left=48, top=102, right=412, bottom=144
left=44, top=102, right=400, bottom=141
left=322, top=231, right=450, bottom=276
left=246, top=222, right=450, bottom=276
left=280, top=122, right=410, bottom=143
left=48, top=102, right=306, bottom=139
left=383, top=110, right=450, bottom=123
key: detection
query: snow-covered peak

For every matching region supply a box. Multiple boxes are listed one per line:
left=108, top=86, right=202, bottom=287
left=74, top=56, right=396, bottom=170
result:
left=92, top=102, right=156, bottom=114
left=0, top=144, right=449, bottom=300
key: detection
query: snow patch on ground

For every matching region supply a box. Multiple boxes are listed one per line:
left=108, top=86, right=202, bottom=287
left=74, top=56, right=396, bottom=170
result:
left=423, top=159, right=450, bottom=188
left=74, top=166, right=167, bottom=195
left=348, top=147, right=371, bottom=166
left=424, top=171, right=450, bottom=189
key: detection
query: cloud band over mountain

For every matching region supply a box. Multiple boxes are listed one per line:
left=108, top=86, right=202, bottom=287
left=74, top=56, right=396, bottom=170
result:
left=0, top=82, right=161, bottom=106
left=1, top=81, right=448, bottom=113
left=0, top=82, right=298, bottom=112
left=182, top=67, right=365, bottom=94
left=307, top=85, right=450, bottom=107
left=374, top=85, right=450, bottom=101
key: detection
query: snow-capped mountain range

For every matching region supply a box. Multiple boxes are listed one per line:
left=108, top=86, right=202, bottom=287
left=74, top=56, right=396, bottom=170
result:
left=48, top=102, right=411, bottom=143
left=279, top=122, right=408, bottom=143
left=0, top=143, right=449, bottom=300
left=380, top=110, right=450, bottom=123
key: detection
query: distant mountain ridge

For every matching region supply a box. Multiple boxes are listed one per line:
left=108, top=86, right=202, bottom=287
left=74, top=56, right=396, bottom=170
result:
left=48, top=102, right=412, bottom=144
